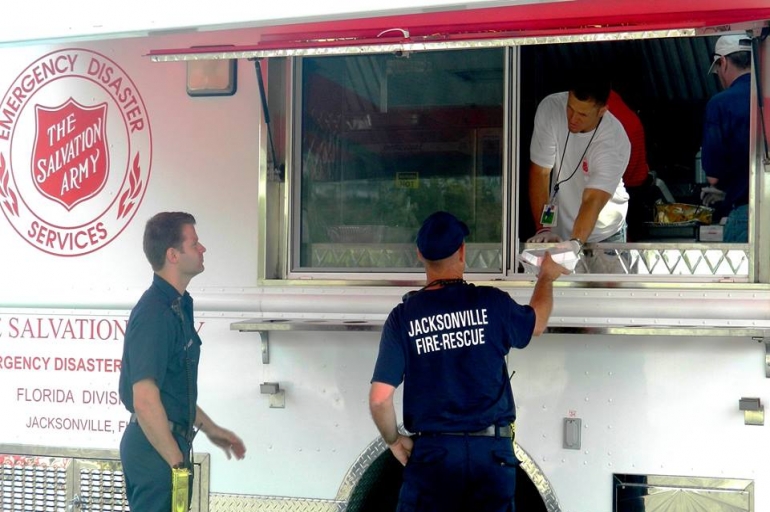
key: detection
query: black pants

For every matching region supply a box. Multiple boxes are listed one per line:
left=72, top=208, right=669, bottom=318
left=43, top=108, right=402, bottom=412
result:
left=397, top=434, right=518, bottom=512
left=120, top=421, right=192, bottom=512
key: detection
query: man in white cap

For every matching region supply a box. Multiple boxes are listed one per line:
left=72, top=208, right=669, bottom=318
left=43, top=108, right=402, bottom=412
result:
left=702, top=34, right=752, bottom=242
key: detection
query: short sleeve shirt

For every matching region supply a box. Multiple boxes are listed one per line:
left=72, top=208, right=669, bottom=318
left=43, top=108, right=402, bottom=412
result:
left=607, top=90, right=649, bottom=188
left=119, top=274, right=202, bottom=429
left=530, top=92, right=631, bottom=242
left=702, top=73, right=750, bottom=210
left=371, top=283, right=536, bottom=433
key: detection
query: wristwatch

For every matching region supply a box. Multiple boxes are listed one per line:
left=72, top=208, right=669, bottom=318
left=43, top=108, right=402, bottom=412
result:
left=570, top=238, right=584, bottom=251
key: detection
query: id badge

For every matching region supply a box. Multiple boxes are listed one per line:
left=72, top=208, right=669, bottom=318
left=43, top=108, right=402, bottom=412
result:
left=540, top=204, right=557, bottom=227
left=171, top=466, right=191, bottom=512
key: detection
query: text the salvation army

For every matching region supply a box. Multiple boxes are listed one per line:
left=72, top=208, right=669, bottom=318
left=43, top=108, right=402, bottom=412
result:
left=36, top=112, right=103, bottom=197
left=0, top=316, right=126, bottom=340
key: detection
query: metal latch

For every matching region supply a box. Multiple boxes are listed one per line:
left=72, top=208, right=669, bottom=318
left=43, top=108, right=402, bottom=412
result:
left=739, top=397, right=764, bottom=426
left=260, top=381, right=285, bottom=408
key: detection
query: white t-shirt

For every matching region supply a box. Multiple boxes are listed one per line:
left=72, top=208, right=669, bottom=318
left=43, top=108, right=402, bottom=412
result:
left=530, top=92, right=630, bottom=242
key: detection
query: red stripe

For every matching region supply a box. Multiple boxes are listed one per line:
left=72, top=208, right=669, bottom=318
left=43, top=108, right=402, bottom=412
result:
left=149, top=0, right=770, bottom=56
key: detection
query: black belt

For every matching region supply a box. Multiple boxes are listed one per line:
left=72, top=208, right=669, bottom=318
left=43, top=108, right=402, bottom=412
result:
left=422, top=425, right=513, bottom=438
left=129, top=413, right=195, bottom=442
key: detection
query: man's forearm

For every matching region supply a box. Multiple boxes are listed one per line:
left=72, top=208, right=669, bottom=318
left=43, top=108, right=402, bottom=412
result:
left=195, top=405, right=215, bottom=434
left=135, top=401, right=184, bottom=466
left=529, top=164, right=552, bottom=230
left=529, top=276, right=554, bottom=335
left=573, top=188, right=611, bottom=241
left=370, top=402, right=399, bottom=445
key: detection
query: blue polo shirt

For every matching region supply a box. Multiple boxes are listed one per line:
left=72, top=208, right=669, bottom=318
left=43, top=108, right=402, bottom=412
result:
left=702, top=73, right=750, bottom=211
left=119, top=274, right=202, bottom=429
left=372, top=283, right=535, bottom=433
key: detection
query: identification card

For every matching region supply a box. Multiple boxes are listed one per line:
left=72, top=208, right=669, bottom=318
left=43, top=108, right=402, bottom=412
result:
left=540, top=204, right=557, bottom=227
left=171, top=466, right=191, bottom=512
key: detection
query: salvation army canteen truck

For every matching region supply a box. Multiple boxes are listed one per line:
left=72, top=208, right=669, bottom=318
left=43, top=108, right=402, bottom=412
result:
left=1, top=0, right=770, bottom=511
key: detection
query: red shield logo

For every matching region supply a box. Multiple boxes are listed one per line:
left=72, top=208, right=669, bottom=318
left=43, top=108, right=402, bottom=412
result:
left=31, top=99, right=109, bottom=210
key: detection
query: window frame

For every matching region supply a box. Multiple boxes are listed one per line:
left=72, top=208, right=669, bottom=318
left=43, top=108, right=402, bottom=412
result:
left=286, top=48, right=516, bottom=280
left=269, top=31, right=762, bottom=285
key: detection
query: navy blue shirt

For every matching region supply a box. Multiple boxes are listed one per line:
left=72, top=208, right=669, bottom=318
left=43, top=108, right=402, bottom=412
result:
left=702, top=73, right=750, bottom=211
left=372, top=283, right=536, bottom=433
left=119, top=274, right=202, bottom=429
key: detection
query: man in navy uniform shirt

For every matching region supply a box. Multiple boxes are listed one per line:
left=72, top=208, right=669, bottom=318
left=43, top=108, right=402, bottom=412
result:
left=119, top=212, right=246, bottom=512
left=369, top=211, right=567, bottom=512
left=702, top=34, right=752, bottom=242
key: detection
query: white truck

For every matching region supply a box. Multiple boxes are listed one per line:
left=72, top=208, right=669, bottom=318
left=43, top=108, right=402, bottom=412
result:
left=1, top=1, right=770, bottom=511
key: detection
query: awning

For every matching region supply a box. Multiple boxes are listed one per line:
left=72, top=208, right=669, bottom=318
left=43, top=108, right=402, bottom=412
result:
left=148, top=0, right=770, bottom=60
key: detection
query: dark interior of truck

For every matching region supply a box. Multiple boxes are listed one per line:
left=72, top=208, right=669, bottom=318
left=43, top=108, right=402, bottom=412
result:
left=519, top=35, right=721, bottom=241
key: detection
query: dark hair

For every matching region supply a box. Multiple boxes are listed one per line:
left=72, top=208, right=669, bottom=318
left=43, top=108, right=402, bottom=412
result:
left=569, top=70, right=611, bottom=106
left=726, top=51, right=752, bottom=71
left=143, top=212, right=196, bottom=271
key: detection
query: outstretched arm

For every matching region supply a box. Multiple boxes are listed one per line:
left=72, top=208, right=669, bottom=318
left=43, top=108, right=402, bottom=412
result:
left=571, top=188, right=612, bottom=242
left=529, top=253, right=569, bottom=335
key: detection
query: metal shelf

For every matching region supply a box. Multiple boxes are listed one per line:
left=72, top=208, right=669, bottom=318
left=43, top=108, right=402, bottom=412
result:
left=231, top=318, right=769, bottom=337
left=231, top=318, right=770, bottom=375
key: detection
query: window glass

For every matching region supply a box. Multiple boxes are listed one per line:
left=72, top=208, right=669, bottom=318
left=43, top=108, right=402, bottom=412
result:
left=297, top=49, right=505, bottom=272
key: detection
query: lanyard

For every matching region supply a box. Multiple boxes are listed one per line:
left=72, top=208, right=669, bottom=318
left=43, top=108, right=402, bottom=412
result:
left=550, top=116, right=602, bottom=202
left=171, top=296, right=198, bottom=443
left=401, top=278, right=467, bottom=302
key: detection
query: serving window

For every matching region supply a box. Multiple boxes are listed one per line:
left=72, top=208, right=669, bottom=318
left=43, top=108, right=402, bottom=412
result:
left=289, top=35, right=755, bottom=280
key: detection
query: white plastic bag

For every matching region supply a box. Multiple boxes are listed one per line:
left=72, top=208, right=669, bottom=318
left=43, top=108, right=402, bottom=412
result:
left=519, top=240, right=580, bottom=274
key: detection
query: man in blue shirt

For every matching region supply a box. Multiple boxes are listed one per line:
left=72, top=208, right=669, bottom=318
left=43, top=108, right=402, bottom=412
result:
left=369, top=211, right=567, bottom=512
left=702, top=35, right=752, bottom=242
left=119, top=212, right=246, bottom=512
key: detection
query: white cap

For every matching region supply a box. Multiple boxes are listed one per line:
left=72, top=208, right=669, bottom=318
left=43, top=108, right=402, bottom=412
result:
left=709, top=35, right=751, bottom=74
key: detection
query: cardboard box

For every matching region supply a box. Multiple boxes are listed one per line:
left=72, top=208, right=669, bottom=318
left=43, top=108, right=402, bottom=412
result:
left=698, top=224, right=724, bottom=242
